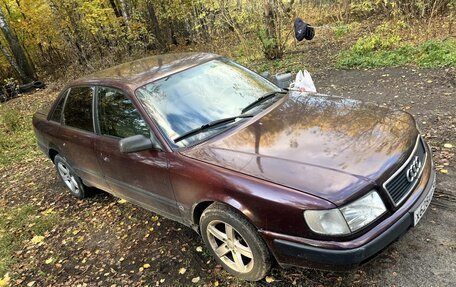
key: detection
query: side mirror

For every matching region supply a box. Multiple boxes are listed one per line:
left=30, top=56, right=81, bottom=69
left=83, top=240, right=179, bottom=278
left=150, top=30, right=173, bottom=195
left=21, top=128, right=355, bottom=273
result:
left=119, top=135, right=161, bottom=153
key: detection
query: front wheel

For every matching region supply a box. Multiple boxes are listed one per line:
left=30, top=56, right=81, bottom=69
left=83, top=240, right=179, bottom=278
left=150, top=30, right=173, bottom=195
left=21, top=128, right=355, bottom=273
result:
left=200, top=203, right=271, bottom=281
left=54, top=155, right=86, bottom=199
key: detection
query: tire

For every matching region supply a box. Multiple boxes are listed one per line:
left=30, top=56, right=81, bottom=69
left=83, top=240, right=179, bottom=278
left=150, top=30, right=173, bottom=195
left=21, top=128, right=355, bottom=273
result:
left=54, top=155, right=86, bottom=199
left=33, top=81, right=45, bottom=88
left=200, top=203, right=271, bottom=281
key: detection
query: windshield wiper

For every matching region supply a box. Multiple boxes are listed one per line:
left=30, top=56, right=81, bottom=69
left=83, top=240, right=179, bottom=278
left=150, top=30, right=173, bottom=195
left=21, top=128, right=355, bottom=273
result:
left=241, top=90, right=287, bottom=114
left=174, top=114, right=253, bottom=144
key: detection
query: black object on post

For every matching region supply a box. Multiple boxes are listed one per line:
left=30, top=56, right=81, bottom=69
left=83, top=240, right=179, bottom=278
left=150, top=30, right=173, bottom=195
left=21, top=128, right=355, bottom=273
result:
left=294, top=18, right=315, bottom=41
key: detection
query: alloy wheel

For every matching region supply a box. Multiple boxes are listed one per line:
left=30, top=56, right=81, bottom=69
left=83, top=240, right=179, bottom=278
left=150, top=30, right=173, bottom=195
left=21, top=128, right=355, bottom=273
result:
left=57, top=162, right=80, bottom=194
left=206, top=220, right=254, bottom=273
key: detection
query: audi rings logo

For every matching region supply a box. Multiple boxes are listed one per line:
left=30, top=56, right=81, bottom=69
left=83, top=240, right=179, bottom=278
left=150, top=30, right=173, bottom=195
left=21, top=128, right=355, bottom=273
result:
left=406, top=156, right=422, bottom=182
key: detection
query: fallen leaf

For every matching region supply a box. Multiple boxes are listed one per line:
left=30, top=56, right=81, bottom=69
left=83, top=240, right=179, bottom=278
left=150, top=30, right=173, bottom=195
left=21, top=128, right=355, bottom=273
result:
left=440, top=169, right=448, bottom=174
left=196, top=246, right=203, bottom=252
left=143, top=263, right=151, bottom=269
left=265, top=276, right=275, bottom=283
left=45, top=258, right=54, bottom=264
left=118, top=199, right=127, bottom=204
left=0, top=273, right=10, bottom=287
left=42, top=208, right=55, bottom=215
left=191, top=277, right=200, bottom=283
left=30, top=235, right=44, bottom=244
left=214, top=281, right=219, bottom=287
left=151, top=215, right=159, bottom=221
left=160, top=279, right=165, bottom=283
left=178, top=267, right=186, bottom=274
left=443, top=143, right=453, bottom=148
left=27, top=281, right=36, bottom=287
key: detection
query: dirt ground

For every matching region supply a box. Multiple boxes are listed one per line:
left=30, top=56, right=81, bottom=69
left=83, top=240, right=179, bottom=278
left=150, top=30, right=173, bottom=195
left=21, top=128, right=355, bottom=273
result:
left=0, top=65, right=455, bottom=287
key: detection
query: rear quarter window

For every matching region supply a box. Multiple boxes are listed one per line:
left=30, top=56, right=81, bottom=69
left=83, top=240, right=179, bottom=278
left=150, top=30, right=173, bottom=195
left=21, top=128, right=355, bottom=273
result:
left=63, top=87, right=94, bottom=132
left=49, top=90, right=68, bottom=123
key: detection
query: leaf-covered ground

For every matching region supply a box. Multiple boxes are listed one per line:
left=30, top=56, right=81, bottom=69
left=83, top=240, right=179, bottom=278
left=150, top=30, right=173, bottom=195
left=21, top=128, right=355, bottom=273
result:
left=0, top=63, right=455, bottom=286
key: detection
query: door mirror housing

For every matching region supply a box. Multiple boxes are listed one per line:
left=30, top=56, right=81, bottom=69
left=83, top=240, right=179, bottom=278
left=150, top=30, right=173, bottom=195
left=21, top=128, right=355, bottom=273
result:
left=119, top=135, right=161, bottom=153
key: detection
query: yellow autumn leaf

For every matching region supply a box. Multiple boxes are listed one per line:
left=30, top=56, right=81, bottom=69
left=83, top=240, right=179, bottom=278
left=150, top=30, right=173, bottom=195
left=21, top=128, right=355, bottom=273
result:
left=440, top=169, right=448, bottom=174
left=42, top=208, right=55, bottom=215
left=191, top=277, right=200, bottom=283
left=45, top=257, right=53, bottom=264
left=196, top=246, right=203, bottom=252
left=31, top=235, right=44, bottom=244
left=443, top=143, right=453, bottom=148
left=143, top=263, right=151, bottom=269
left=151, top=215, right=159, bottom=221
left=0, top=273, right=10, bottom=287
left=178, top=267, right=186, bottom=274
left=118, top=199, right=127, bottom=204
left=265, top=276, right=275, bottom=283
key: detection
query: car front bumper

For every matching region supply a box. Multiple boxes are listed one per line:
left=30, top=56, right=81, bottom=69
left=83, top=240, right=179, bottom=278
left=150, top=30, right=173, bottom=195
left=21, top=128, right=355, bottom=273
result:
left=260, top=143, right=436, bottom=270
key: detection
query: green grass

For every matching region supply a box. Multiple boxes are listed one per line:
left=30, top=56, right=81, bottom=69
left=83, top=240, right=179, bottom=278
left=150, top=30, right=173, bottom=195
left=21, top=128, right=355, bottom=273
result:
left=0, top=104, right=42, bottom=169
left=333, top=22, right=352, bottom=38
left=337, top=38, right=456, bottom=68
left=0, top=205, right=58, bottom=277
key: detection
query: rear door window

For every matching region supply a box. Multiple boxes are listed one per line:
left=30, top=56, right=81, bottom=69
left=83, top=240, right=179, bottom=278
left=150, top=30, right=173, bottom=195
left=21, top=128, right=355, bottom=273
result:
left=96, top=86, right=150, bottom=138
left=63, top=87, right=94, bottom=132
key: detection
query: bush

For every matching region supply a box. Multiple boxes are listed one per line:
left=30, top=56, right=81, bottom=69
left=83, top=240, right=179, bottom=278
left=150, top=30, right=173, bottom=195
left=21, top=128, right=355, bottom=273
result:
left=352, top=34, right=402, bottom=53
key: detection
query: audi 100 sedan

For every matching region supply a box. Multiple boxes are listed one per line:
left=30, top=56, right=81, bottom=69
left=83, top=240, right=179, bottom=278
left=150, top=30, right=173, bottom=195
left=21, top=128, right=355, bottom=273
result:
left=33, top=53, right=436, bottom=281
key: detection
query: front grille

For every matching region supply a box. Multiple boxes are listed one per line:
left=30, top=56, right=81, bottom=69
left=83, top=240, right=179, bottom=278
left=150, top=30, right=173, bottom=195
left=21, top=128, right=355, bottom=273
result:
left=383, top=136, right=426, bottom=206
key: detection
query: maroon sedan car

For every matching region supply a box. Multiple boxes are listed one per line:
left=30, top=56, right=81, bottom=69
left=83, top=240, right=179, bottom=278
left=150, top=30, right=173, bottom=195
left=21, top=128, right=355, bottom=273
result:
left=33, top=53, right=435, bottom=281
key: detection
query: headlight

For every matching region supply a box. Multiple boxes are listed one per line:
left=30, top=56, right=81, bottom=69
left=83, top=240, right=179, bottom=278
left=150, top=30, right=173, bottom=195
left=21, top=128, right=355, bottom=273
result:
left=340, top=191, right=386, bottom=232
left=304, top=191, right=386, bottom=235
left=304, top=208, right=350, bottom=235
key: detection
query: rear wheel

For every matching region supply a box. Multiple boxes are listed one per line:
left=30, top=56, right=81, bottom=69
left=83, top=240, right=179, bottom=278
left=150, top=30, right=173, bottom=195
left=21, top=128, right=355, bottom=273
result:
left=200, top=203, right=271, bottom=281
left=54, top=155, right=86, bottom=199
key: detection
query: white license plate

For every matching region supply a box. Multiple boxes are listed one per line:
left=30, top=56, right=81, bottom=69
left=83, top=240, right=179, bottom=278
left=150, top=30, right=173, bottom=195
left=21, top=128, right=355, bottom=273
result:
left=413, top=177, right=435, bottom=226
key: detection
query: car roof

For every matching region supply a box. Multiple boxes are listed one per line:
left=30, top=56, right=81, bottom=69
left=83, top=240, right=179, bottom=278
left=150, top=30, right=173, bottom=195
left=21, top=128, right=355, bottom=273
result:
left=69, top=52, right=220, bottom=91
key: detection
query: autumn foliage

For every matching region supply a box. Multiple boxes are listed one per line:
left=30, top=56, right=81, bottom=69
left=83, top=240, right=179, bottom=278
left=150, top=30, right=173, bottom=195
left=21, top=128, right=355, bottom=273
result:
left=0, top=0, right=453, bottom=83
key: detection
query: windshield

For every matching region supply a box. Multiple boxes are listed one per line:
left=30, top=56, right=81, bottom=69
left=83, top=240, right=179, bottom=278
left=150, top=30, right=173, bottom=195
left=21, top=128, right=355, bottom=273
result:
left=135, top=58, right=281, bottom=148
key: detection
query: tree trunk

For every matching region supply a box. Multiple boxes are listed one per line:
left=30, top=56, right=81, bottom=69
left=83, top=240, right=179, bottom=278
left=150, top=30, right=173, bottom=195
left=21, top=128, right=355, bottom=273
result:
left=262, top=0, right=282, bottom=60
left=0, top=7, right=35, bottom=82
left=109, top=0, right=122, bottom=18
left=146, top=0, right=168, bottom=52
left=48, top=0, right=90, bottom=66
left=118, top=0, right=131, bottom=30
left=0, top=41, right=29, bottom=81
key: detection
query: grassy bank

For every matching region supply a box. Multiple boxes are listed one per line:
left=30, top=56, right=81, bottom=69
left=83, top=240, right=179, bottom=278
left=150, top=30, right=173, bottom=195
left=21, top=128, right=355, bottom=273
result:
left=0, top=90, right=56, bottom=170
left=337, top=38, right=456, bottom=69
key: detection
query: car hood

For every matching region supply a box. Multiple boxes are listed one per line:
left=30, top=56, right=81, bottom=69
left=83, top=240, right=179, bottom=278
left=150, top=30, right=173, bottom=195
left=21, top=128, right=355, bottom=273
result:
left=182, top=93, right=418, bottom=206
